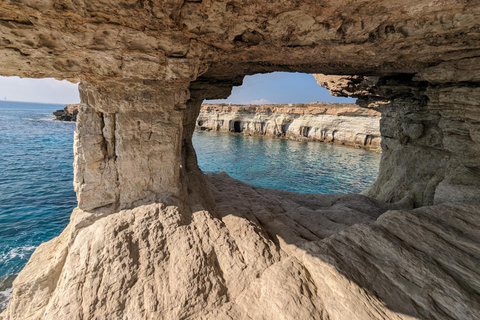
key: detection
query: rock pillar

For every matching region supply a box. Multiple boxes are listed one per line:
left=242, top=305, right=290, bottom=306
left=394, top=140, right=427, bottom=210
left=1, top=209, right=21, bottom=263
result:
left=74, top=79, right=201, bottom=213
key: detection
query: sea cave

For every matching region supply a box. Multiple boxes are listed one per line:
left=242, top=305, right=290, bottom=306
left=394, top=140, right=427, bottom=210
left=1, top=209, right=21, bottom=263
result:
left=0, top=0, right=479, bottom=319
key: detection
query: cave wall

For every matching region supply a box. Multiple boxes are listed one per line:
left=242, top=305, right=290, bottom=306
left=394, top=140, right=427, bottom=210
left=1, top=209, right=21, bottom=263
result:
left=316, top=67, right=480, bottom=207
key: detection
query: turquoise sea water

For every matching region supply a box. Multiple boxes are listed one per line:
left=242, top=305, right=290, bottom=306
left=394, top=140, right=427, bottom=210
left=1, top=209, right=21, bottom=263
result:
left=0, top=101, right=76, bottom=310
left=0, top=101, right=380, bottom=311
left=194, top=131, right=381, bottom=194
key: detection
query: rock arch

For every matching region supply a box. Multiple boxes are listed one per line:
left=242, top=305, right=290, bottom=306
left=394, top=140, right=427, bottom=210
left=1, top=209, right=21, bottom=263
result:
left=1, top=1, right=479, bottom=319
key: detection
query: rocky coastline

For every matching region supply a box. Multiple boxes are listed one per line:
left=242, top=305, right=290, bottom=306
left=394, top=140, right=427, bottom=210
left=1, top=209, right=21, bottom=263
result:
left=196, top=102, right=381, bottom=151
left=53, top=104, right=79, bottom=122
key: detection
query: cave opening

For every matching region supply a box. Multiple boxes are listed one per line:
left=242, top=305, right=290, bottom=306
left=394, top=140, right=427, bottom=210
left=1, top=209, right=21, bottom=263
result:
left=233, top=121, right=242, bottom=133
left=192, top=72, right=381, bottom=196
left=300, top=126, right=311, bottom=137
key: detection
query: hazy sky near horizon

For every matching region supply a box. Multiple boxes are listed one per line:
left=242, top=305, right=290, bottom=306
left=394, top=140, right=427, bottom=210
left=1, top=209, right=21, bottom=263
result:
left=0, top=72, right=354, bottom=105
left=0, top=76, right=81, bottom=104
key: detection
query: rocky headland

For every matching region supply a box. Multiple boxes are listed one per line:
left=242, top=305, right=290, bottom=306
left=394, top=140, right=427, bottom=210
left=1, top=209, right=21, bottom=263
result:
left=52, top=104, right=79, bottom=122
left=197, top=103, right=381, bottom=151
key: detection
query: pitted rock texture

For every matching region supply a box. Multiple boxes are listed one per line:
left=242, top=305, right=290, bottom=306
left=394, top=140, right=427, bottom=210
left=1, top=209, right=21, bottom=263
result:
left=1, top=0, right=479, bottom=80
left=196, top=103, right=381, bottom=150
left=2, top=174, right=479, bottom=320
left=315, top=72, right=480, bottom=208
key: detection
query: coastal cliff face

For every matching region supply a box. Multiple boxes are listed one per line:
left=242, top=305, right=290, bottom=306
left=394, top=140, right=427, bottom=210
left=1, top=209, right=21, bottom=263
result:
left=197, top=103, right=381, bottom=150
left=1, top=0, right=480, bottom=319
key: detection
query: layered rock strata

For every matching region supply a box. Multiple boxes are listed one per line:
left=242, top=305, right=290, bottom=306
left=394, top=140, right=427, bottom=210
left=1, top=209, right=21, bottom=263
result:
left=1, top=0, right=480, bottom=319
left=315, top=72, right=480, bottom=208
left=197, top=103, right=381, bottom=151
left=2, top=174, right=479, bottom=320
left=53, top=104, right=79, bottom=121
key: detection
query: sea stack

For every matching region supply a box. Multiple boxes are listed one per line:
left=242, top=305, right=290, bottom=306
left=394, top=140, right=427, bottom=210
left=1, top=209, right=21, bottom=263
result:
left=53, top=104, right=79, bottom=122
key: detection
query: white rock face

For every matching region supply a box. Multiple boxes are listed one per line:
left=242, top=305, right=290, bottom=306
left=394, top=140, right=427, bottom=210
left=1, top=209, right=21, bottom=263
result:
left=2, top=174, right=479, bottom=320
left=73, top=80, right=191, bottom=213
left=196, top=103, right=381, bottom=151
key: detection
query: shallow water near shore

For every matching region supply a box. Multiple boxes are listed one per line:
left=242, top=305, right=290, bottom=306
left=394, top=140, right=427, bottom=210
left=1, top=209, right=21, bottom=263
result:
left=0, top=101, right=380, bottom=311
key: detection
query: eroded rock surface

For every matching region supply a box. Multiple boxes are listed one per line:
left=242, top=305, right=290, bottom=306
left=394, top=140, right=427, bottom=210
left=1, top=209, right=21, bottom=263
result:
left=1, top=0, right=479, bottom=80
left=197, top=103, right=381, bottom=150
left=2, top=174, right=479, bottom=320
left=315, top=72, right=480, bottom=208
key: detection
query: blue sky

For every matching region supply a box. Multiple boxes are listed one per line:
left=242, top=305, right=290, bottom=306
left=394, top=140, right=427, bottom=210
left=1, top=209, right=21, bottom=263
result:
left=0, top=72, right=354, bottom=105
left=206, top=72, right=355, bottom=104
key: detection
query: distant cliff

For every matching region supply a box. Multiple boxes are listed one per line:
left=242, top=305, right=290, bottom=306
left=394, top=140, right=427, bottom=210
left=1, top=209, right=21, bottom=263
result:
left=196, top=103, right=381, bottom=151
left=53, top=104, right=79, bottom=121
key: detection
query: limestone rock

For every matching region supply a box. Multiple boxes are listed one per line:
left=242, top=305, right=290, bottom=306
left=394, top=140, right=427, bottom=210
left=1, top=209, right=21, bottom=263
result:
left=196, top=102, right=381, bottom=151
left=2, top=0, right=479, bottom=80
left=2, top=174, right=479, bottom=320
left=313, top=73, right=480, bottom=208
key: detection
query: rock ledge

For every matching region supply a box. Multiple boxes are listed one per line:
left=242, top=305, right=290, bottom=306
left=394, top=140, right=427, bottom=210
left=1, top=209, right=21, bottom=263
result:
left=2, top=173, right=478, bottom=320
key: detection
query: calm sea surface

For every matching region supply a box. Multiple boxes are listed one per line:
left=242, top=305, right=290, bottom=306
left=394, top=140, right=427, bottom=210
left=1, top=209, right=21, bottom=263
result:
left=0, top=101, right=380, bottom=310
left=194, top=131, right=380, bottom=194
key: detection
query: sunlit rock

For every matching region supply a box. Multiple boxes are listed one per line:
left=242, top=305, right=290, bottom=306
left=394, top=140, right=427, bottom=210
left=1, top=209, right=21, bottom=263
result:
left=196, top=103, right=381, bottom=151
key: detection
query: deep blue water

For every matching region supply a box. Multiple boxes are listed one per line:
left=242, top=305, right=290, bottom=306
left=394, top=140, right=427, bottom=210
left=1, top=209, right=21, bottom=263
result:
left=0, top=101, right=77, bottom=310
left=0, top=101, right=380, bottom=311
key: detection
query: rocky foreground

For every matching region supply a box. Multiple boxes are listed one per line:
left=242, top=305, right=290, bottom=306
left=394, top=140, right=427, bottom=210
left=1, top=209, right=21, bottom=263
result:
left=197, top=103, right=381, bottom=151
left=2, top=173, right=479, bottom=320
